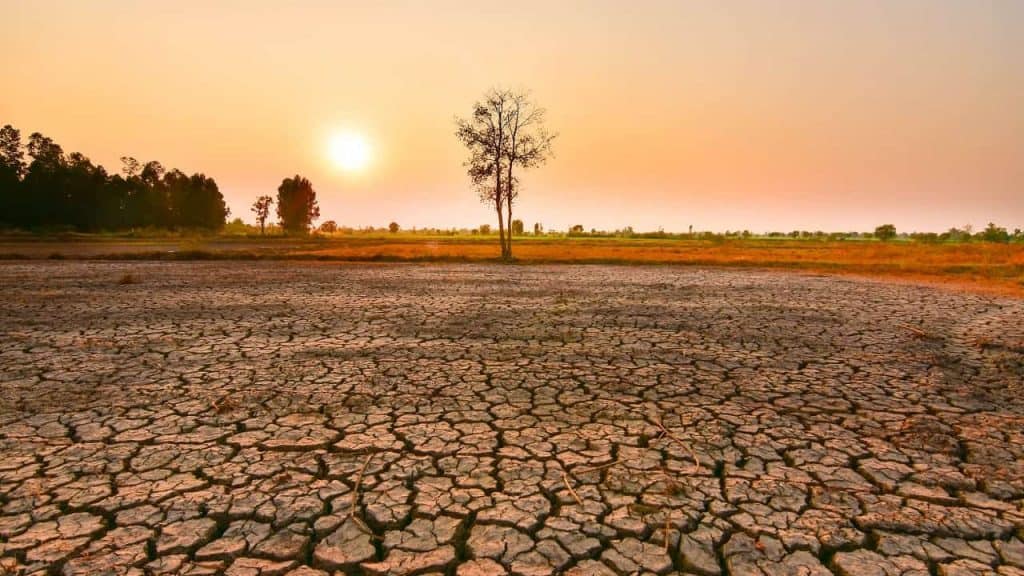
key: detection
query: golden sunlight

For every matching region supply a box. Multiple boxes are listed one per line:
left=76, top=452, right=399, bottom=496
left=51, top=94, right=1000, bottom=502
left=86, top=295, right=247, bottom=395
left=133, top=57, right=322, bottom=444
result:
left=328, top=131, right=371, bottom=172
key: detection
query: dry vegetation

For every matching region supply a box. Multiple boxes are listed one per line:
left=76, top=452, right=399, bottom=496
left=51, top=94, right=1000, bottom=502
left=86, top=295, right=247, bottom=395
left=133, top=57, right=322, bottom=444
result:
left=2, top=235, right=1022, bottom=298
left=293, top=237, right=1024, bottom=298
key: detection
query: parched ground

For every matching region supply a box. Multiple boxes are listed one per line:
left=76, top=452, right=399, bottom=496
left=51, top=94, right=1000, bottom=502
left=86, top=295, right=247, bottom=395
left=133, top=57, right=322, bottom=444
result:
left=0, top=262, right=1022, bottom=576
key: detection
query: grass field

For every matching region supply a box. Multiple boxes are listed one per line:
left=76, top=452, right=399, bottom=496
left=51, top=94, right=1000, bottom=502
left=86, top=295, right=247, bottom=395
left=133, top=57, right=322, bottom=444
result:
left=2, top=233, right=1023, bottom=298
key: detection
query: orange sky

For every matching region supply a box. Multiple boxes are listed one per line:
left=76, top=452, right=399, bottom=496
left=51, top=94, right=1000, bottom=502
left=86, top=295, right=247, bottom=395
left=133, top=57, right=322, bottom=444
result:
left=2, top=0, right=1021, bottom=232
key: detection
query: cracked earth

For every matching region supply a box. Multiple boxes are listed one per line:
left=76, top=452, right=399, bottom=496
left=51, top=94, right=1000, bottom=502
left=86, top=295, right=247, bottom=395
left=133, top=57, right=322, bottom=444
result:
left=1, top=262, right=1023, bottom=576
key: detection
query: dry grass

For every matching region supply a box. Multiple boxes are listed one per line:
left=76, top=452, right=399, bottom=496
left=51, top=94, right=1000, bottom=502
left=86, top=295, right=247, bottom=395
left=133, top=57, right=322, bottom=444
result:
left=292, top=238, right=1024, bottom=298
left=3, top=235, right=1022, bottom=298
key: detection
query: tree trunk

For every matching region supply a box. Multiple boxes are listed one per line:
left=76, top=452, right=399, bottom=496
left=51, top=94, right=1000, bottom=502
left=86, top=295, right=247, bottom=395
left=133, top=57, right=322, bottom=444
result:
left=505, top=169, right=514, bottom=260
left=495, top=198, right=506, bottom=259
left=494, top=151, right=508, bottom=260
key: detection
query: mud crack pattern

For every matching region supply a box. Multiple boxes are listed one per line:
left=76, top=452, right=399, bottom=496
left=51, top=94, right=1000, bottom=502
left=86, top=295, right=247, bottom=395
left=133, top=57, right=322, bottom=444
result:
left=1, top=262, right=1023, bottom=576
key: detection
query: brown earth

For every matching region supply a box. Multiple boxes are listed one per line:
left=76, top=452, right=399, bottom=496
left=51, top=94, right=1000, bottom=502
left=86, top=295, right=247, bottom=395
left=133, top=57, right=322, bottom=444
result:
left=0, top=262, right=1022, bottom=575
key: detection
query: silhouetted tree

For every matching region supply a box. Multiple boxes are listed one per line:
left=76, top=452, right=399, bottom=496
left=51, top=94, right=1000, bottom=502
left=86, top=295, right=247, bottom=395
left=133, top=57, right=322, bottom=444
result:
left=501, top=91, right=555, bottom=255
left=455, top=88, right=555, bottom=261
left=511, top=219, right=524, bottom=235
left=138, top=161, right=168, bottom=227
left=276, top=175, right=319, bottom=233
left=533, top=222, right=543, bottom=235
left=171, top=171, right=227, bottom=229
left=570, top=224, right=585, bottom=234
left=0, top=126, right=227, bottom=231
left=874, top=224, right=897, bottom=241
left=0, top=125, right=25, bottom=227
left=319, top=220, right=338, bottom=233
left=21, top=132, right=66, bottom=227
left=389, top=221, right=400, bottom=233
left=456, top=90, right=512, bottom=258
left=120, top=156, right=141, bottom=178
left=251, top=195, right=273, bottom=235
left=63, top=152, right=108, bottom=230
left=980, top=222, right=1010, bottom=243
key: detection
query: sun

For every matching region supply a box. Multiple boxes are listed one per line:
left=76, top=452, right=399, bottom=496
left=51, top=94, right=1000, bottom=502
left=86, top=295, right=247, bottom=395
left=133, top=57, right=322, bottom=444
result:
left=328, top=132, right=371, bottom=172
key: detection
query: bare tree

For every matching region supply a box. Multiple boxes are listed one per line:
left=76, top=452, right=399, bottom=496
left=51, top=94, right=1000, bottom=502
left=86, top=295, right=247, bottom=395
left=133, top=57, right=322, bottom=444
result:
left=251, top=195, right=273, bottom=235
left=456, top=88, right=555, bottom=260
left=502, top=91, right=556, bottom=256
left=456, top=89, right=511, bottom=259
left=455, top=88, right=556, bottom=260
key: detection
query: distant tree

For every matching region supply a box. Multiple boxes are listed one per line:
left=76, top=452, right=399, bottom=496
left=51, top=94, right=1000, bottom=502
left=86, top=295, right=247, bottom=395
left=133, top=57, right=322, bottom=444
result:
left=511, top=219, right=524, bottom=236
left=456, top=90, right=511, bottom=258
left=389, top=221, right=400, bottom=233
left=26, top=133, right=64, bottom=168
left=980, top=222, right=1010, bottom=243
left=319, top=220, right=338, bottom=233
left=0, top=125, right=25, bottom=227
left=276, top=175, right=319, bottom=233
left=62, top=152, right=108, bottom=230
left=0, top=125, right=25, bottom=178
left=942, top=227, right=970, bottom=242
left=120, top=156, right=141, bottom=178
left=21, top=132, right=66, bottom=227
left=456, top=87, right=555, bottom=261
left=479, top=223, right=492, bottom=235
left=136, top=160, right=168, bottom=227
left=874, top=224, right=897, bottom=241
left=499, top=91, right=555, bottom=255
left=569, top=224, right=584, bottom=235
left=251, top=196, right=273, bottom=235
left=182, top=173, right=227, bottom=229
left=533, top=222, right=543, bottom=235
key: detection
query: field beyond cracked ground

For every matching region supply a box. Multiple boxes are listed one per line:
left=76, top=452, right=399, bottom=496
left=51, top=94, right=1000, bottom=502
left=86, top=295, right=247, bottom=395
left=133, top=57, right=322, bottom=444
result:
left=1, top=262, right=1023, bottom=576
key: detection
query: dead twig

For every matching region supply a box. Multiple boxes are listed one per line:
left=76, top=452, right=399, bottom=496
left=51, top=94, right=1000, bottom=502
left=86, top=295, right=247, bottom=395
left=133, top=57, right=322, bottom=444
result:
left=653, top=416, right=701, bottom=475
left=897, top=323, right=932, bottom=339
left=349, top=453, right=379, bottom=538
left=562, top=471, right=584, bottom=506
left=573, top=460, right=620, bottom=475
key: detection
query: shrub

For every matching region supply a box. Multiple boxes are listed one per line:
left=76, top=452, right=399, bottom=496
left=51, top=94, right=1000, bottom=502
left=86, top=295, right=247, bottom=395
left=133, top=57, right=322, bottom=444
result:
left=874, top=224, right=897, bottom=241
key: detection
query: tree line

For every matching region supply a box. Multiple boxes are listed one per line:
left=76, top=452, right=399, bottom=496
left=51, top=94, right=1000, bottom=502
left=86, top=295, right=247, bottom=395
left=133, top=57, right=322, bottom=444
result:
left=0, top=124, right=228, bottom=231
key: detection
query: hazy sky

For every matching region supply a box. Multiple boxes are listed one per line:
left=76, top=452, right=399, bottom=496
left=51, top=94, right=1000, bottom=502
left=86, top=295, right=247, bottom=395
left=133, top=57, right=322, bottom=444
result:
left=2, top=0, right=1021, bottom=232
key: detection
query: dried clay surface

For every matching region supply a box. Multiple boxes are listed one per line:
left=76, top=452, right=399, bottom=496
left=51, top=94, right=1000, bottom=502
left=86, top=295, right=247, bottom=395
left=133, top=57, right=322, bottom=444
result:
left=1, top=262, right=1022, bottom=576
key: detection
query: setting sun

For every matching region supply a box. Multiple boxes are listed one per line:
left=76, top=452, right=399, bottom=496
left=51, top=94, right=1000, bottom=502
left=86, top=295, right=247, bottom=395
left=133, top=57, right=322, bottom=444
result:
left=328, top=131, right=371, bottom=172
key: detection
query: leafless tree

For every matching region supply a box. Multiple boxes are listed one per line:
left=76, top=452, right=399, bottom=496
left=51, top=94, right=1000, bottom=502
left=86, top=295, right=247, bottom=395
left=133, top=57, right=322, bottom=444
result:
left=502, top=90, right=555, bottom=256
left=456, top=88, right=555, bottom=260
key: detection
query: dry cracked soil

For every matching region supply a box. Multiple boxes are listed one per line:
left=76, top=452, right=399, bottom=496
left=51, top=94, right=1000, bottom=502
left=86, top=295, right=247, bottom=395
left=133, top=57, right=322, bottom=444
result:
left=1, top=261, right=1023, bottom=576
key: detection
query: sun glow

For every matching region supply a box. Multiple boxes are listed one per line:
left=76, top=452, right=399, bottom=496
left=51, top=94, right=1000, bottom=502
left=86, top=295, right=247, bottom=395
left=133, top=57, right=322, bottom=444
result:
left=328, top=132, right=371, bottom=172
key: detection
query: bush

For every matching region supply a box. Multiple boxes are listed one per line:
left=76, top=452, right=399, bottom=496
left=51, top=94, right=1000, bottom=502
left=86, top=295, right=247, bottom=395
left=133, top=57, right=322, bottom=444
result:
left=979, top=222, right=1010, bottom=243
left=874, top=224, right=897, bottom=241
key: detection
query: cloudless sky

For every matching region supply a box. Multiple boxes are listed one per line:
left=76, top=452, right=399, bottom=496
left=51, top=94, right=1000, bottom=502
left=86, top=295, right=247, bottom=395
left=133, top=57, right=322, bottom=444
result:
left=2, top=0, right=1021, bottom=232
